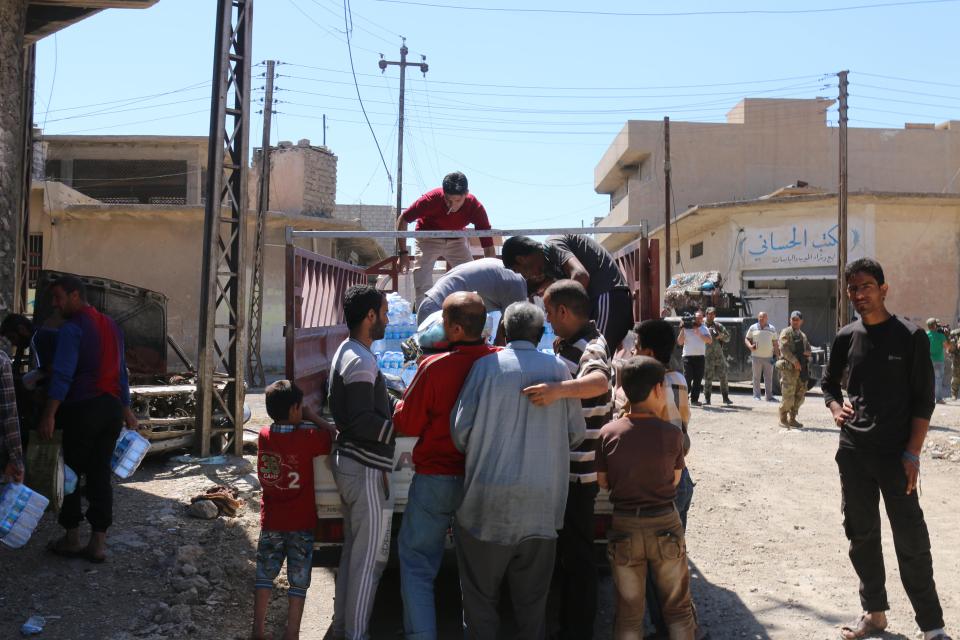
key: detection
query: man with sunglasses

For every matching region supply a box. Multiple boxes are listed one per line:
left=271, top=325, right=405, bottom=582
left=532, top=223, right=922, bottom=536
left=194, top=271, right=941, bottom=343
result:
left=823, top=258, right=950, bottom=640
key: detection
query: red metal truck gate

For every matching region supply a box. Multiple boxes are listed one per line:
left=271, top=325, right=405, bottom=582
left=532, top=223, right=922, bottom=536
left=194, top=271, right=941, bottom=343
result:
left=285, top=245, right=367, bottom=411
left=613, top=237, right=660, bottom=322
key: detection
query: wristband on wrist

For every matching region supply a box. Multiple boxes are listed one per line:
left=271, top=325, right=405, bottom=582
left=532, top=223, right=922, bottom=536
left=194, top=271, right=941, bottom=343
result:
left=902, top=451, right=920, bottom=466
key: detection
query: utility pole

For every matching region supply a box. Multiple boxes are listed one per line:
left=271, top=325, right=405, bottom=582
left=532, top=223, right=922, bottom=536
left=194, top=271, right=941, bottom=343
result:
left=379, top=39, right=428, bottom=253
left=322, top=113, right=327, bottom=146
left=663, top=116, right=672, bottom=290
left=248, top=59, right=274, bottom=389
left=837, top=70, right=849, bottom=328
left=196, top=0, right=253, bottom=456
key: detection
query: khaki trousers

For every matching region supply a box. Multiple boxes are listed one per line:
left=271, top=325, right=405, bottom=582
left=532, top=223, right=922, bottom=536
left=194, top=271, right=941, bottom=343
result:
left=412, top=237, right=474, bottom=306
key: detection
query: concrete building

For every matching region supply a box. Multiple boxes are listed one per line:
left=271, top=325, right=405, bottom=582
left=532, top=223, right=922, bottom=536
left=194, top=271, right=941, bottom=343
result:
left=0, top=0, right=158, bottom=314
left=26, top=134, right=388, bottom=371
left=645, top=187, right=960, bottom=348
left=593, top=98, right=960, bottom=251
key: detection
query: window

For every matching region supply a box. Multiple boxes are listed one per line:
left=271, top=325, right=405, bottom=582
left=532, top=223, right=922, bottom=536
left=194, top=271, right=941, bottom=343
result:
left=71, top=159, right=188, bottom=204
left=27, top=233, right=43, bottom=288
left=690, top=241, right=704, bottom=259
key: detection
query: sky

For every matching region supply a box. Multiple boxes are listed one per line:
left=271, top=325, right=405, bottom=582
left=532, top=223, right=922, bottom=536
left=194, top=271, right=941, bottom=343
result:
left=31, top=0, right=960, bottom=234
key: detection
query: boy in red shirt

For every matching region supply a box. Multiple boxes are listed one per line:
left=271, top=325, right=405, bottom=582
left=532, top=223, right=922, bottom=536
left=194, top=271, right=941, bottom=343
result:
left=253, top=380, right=333, bottom=640
left=598, top=357, right=696, bottom=639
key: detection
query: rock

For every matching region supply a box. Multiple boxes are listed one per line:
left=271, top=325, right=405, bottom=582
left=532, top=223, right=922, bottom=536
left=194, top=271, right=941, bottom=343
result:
left=171, top=575, right=210, bottom=594
left=175, top=587, right=199, bottom=605
left=204, top=566, right=224, bottom=584
left=152, top=603, right=170, bottom=624
left=136, top=623, right=160, bottom=637
left=180, top=563, right=197, bottom=577
left=175, top=545, right=204, bottom=566
left=187, top=500, right=219, bottom=520
left=168, top=604, right=192, bottom=624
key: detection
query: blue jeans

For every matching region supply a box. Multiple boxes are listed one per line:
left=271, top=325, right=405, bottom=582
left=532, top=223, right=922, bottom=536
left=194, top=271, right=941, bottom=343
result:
left=398, top=473, right=464, bottom=640
left=933, top=361, right=945, bottom=402
left=647, top=467, right=696, bottom=633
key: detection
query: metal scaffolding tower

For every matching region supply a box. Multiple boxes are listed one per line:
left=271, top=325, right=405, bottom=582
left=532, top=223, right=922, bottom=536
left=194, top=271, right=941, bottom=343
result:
left=195, top=0, right=253, bottom=456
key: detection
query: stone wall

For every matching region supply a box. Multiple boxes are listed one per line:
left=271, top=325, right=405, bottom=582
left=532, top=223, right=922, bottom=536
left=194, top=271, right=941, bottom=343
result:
left=0, top=0, right=27, bottom=314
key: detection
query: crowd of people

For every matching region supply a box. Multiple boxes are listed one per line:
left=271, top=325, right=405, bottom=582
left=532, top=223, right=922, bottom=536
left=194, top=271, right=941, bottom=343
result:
left=249, top=255, right=952, bottom=640
left=0, top=169, right=953, bottom=640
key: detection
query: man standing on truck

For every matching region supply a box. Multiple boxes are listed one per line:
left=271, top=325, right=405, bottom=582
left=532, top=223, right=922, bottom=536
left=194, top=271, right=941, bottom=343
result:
left=397, top=172, right=497, bottom=306
left=39, top=275, right=138, bottom=564
left=522, top=280, right=613, bottom=639
left=777, top=311, right=812, bottom=429
left=703, top=307, right=733, bottom=406
left=452, top=301, right=585, bottom=638
left=746, top=311, right=779, bottom=402
left=394, top=292, right=498, bottom=640
left=823, top=259, right=951, bottom=640
left=502, top=234, right=634, bottom=355
left=328, top=285, right=397, bottom=640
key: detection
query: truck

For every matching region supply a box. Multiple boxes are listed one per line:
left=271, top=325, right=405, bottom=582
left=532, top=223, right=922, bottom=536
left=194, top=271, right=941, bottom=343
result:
left=284, top=231, right=662, bottom=566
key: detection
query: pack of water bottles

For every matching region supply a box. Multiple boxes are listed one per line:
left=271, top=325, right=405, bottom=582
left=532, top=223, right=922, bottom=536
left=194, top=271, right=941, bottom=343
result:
left=537, top=321, right=556, bottom=354
left=0, top=482, right=50, bottom=549
left=111, top=429, right=150, bottom=479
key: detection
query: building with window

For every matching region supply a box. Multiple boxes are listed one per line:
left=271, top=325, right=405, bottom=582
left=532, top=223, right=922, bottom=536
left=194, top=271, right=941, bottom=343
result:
left=593, top=97, right=960, bottom=252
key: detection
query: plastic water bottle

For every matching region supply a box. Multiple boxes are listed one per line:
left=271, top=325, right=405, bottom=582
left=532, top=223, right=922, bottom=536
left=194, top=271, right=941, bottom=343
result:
left=111, top=429, right=150, bottom=479
left=0, top=483, right=49, bottom=549
left=401, top=362, right=417, bottom=387
left=63, top=465, right=78, bottom=495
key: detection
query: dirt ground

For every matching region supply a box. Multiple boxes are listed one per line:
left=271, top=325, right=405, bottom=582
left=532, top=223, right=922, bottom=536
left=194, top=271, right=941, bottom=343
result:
left=2, top=389, right=958, bottom=640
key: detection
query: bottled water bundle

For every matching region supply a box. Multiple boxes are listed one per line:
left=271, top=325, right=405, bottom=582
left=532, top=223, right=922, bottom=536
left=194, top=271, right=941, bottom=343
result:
left=111, top=429, right=150, bottom=479
left=0, top=483, right=49, bottom=549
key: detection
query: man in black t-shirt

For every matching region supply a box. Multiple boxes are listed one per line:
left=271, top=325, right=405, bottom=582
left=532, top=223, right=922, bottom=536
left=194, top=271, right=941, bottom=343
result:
left=502, top=234, right=634, bottom=354
left=823, top=258, right=951, bottom=640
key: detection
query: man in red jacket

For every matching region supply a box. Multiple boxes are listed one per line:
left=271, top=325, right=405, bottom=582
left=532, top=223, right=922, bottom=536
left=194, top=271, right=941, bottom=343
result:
left=393, top=291, right=498, bottom=639
left=396, top=172, right=497, bottom=306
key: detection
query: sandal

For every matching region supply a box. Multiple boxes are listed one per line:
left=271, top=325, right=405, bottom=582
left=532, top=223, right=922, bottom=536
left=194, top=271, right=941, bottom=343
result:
left=839, top=614, right=887, bottom=639
left=46, top=537, right=84, bottom=559
left=83, top=548, right=107, bottom=564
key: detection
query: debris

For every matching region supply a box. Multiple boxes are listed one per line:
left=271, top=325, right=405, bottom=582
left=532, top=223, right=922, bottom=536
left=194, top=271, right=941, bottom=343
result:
left=20, top=615, right=46, bottom=636
left=169, top=454, right=228, bottom=465
left=189, top=485, right=244, bottom=517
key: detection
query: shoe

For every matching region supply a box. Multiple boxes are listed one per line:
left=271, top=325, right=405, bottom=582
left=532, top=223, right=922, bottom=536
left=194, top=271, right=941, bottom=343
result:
left=691, top=400, right=702, bottom=406
left=778, top=411, right=791, bottom=429
left=704, top=396, right=711, bottom=406
left=722, top=396, right=733, bottom=405
left=753, top=395, right=761, bottom=401
left=789, top=414, right=804, bottom=428
left=767, top=397, right=778, bottom=402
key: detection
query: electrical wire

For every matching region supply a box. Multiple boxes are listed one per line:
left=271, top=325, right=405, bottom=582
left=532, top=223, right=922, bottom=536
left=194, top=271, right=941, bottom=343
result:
left=40, top=34, right=58, bottom=132
left=373, top=0, right=960, bottom=16
left=342, top=0, right=393, bottom=192
left=40, top=80, right=210, bottom=114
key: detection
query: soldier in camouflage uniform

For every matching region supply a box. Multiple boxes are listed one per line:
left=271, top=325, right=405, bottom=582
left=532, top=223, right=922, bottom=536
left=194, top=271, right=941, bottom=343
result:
left=777, top=310, right=811, bottom=428
left=703, top=307, right=733, bottom=405
left=949, top=326, right=960, bottom=401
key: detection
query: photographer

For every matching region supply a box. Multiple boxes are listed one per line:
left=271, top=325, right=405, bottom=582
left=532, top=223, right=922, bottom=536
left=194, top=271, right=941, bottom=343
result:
left=676, top=310, right=713, bottom=406
left=925, top=318, right=949, bottom=404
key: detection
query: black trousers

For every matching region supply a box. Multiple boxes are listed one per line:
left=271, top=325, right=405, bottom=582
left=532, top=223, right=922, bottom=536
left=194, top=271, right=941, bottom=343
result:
left=682, top=356, right=706, bottom=403
left=835, top=447, right=944, bottom=631
left=57, top=394, right=123, bottom=533
left=553, top=482, right=599, bottom=639
left=591, top=288, right=634, bottom=356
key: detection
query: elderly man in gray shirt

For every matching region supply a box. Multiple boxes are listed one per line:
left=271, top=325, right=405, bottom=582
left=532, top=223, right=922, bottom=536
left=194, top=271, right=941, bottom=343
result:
left=452, top=301, right=586, bottom=640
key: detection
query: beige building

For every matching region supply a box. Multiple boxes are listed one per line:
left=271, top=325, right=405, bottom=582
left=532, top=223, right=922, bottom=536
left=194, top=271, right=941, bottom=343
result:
left=646, top=187, right=960, bottom=347
left=25, top=134, right=389, bottom=372
left=593, top=98, right=960, bottom=250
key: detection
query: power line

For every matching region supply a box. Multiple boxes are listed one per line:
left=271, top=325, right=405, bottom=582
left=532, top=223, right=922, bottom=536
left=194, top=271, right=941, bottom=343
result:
left=373, top=0, right=959, bottom=16
left=39, top=80, right=210, bottom=114
left=341, top=0, right=393, bottom=191
left=40, top=33, right=59, bottom=131
left=43, top=96, right=211, bottom=123
left=856, top=71, right=960, bottom=89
